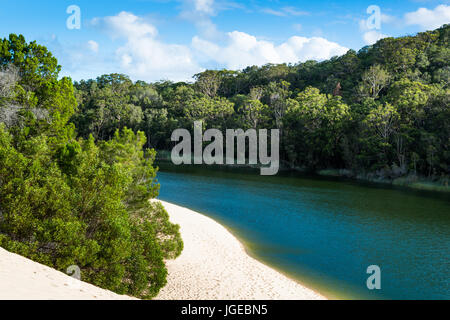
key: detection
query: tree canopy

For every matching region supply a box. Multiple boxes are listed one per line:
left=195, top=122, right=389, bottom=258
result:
left=72, top=25, right=449, bottom=181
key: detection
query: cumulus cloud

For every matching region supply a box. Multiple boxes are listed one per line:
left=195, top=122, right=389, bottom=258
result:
left=404, top=4, right=450, bottom=30
left=192, top=31, right=348, bottom=70
left=93, top=11, right=202, bottom=82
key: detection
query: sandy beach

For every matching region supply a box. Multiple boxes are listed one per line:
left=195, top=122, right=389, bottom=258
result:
left=156, top=200, right=325, bottom=300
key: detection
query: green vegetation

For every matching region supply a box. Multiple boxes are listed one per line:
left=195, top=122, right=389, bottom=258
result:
left=0, top=34, right=183, bottom=299
left=72, top=25, right=449, bottom=188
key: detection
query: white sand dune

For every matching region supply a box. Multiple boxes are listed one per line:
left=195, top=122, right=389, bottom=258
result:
left=0, top=200, right=325, bottom=300
left=0, top=247, right=135, bottom=300
left=156, top=201, right=326, bottom=300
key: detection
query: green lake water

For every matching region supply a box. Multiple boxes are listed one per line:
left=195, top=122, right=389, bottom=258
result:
left=156, top=163, right=450, bottom=300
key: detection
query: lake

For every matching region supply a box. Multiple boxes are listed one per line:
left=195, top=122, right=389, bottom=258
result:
left=156, top=163, right=450, bottom=300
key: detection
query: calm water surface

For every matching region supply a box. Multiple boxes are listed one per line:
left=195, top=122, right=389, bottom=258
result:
left=156, top=163, right=450, bottom=300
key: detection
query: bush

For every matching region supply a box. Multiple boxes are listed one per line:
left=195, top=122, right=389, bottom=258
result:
left=0, top=125, right=183, bottom=299
left=0, top=34, right=182, bottom=299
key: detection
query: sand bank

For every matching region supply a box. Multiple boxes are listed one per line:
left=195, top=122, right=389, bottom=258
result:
left=156, top=201, right=326, bottom=300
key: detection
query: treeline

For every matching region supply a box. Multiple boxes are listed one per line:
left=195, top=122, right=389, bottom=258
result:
left=73, top=25, right=449, bottom=182
left=0, top=34, right=183, bottom=299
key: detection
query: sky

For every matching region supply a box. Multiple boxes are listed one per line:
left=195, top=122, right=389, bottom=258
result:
left=0, top=0, right=449, bottom=82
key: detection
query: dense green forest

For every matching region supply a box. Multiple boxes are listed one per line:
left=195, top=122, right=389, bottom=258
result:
left=73, top=24, right=449, bottom=184
left=0, top=34, right=183, bottom=299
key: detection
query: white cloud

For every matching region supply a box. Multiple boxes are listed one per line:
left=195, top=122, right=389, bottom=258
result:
left=92, top=11, right=157, bottom=39
left=93, top=12, right=202, bottom=82
left=87, top=40, right=99, bottom=53
left=194, top=0, right=215, bottom=15
left=404, top=4, right=450, bottom=30
left=117, top=38, right=200, bottom=81
left=192, top=31, right=348, bottom=70
left=80, top=11, right=349, bottom=82
left=362, top=30, right=388, bottom=45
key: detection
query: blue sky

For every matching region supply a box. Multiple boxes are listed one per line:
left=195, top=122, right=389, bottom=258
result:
left=1, top=0, right=449, bottom=82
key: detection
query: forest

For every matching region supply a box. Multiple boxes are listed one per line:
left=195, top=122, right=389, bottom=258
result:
left=72, top=25, right=449, bottom=184
left=0, top=24, right=448, bottom=299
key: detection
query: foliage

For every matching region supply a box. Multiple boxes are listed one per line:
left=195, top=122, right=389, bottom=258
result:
left=0, top=34, right=182, bottom=299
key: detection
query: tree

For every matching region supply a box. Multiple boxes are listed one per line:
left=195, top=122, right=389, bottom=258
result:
left=283, top=87, right=351, bottom=168
left=238, top=99, right=270, bottom=130
left=361, top=103, right=400, bottom=169
left=364, top=103, right=399, bottom=144
left=387, top=78, right=439, bottom=124
left=184, top=96, right=234, bottom=130
left=266, top=81, right=291, bottom=132
left=73, top=75, right=143, bottom=140
left=193, top=70, right=222, bottom=98
left=358, top=64, right=391, bottom=99
left=0, top=64, right=19, bottom=101
left=0, top=34, right=61, bottom=88
left=142, top=108, right=172, bottom=149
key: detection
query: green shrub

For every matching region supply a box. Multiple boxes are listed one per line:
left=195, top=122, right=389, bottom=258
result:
left=0, top=34, right=182, bottom=299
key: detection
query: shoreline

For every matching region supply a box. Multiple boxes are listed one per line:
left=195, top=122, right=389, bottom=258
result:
left=156, top=158, right=449, bottom=194
left=156, top=200, right=326, bottom=300
left=316, top=169, right=450, bottom=193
